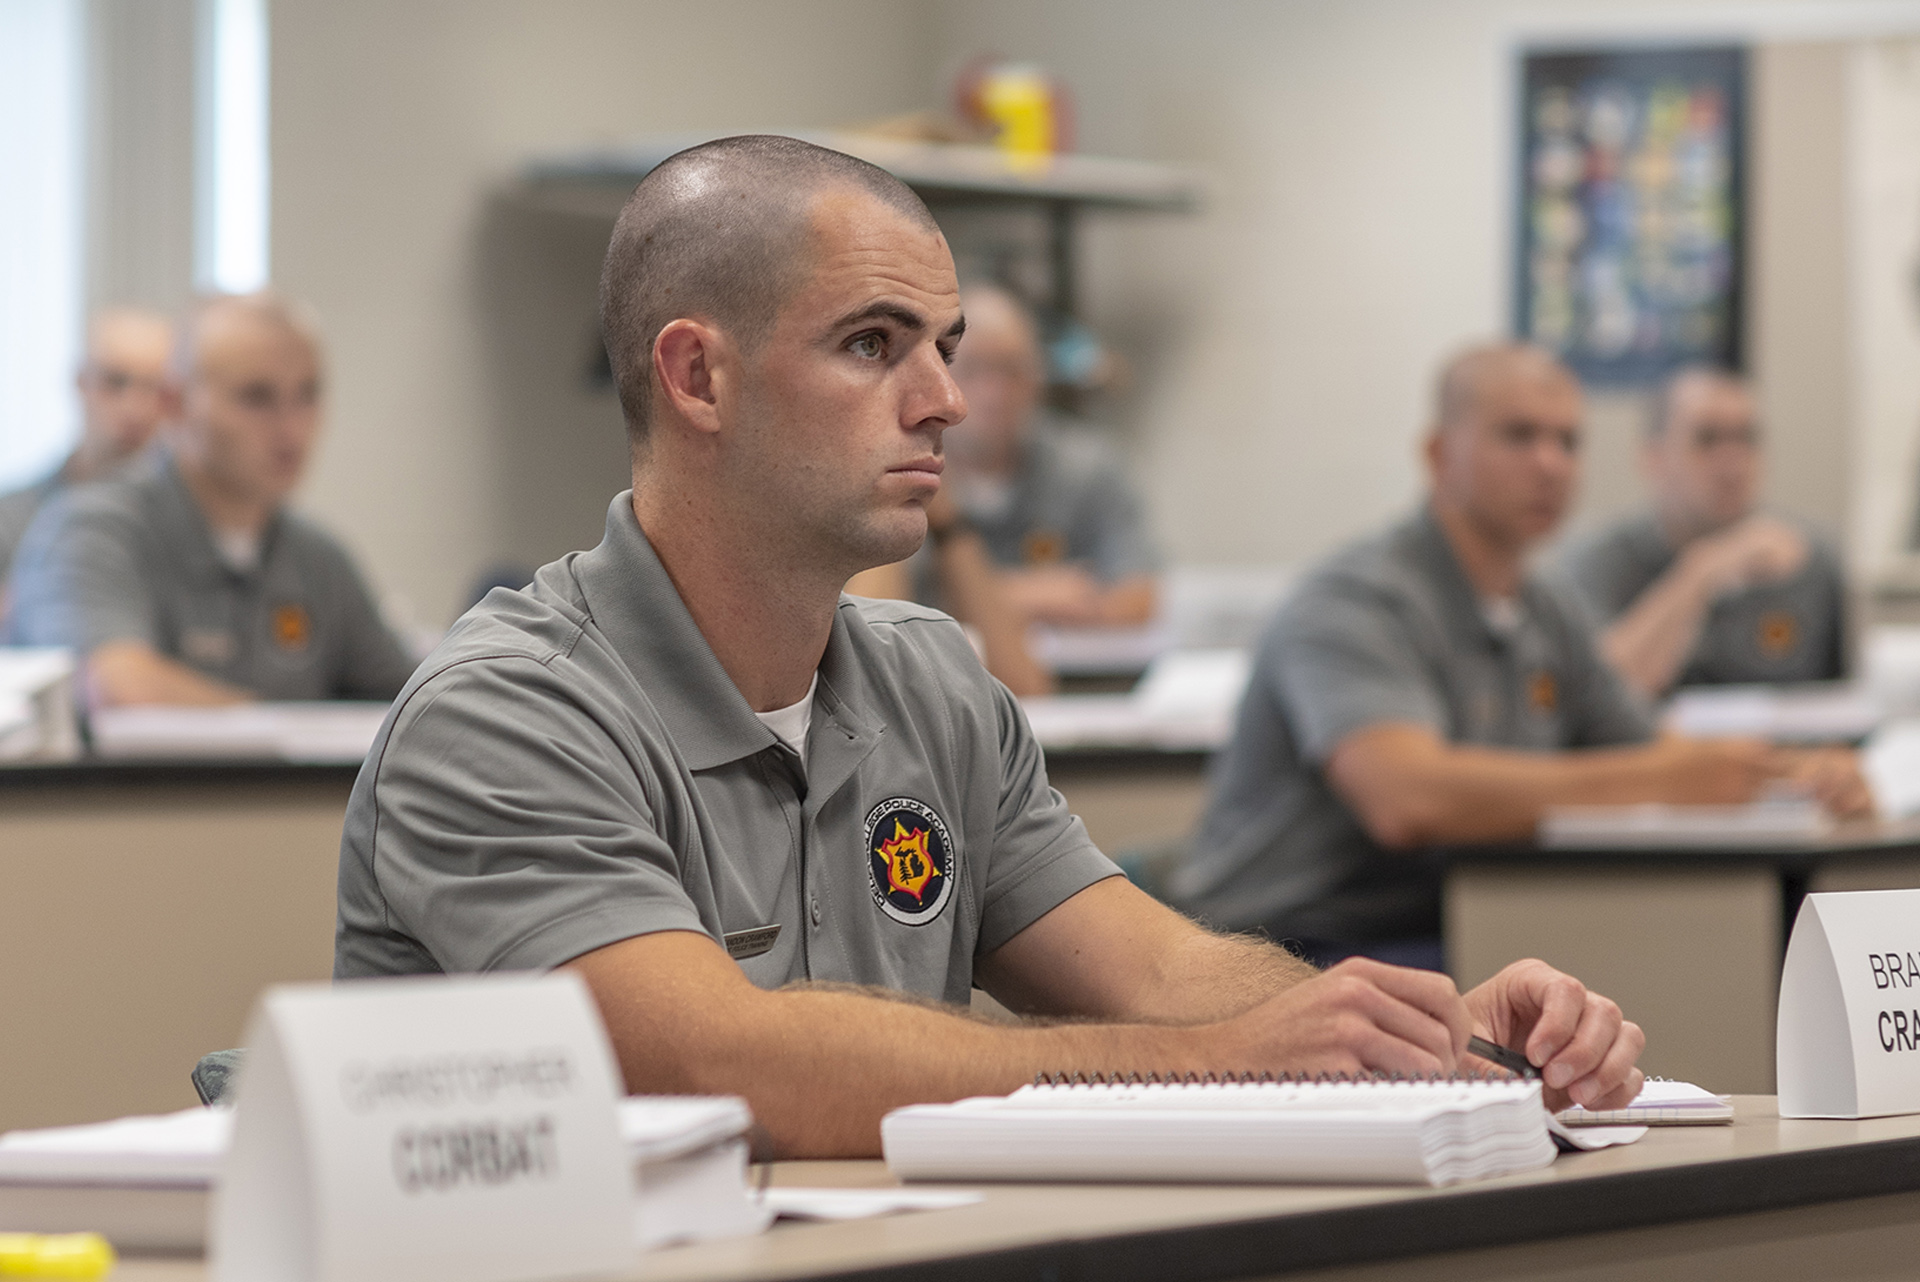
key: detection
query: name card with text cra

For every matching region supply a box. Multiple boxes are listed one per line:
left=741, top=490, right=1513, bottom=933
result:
left=210, top=972, right=636, bottom=1282
left=1779, top=889, right=1920, bottom=1119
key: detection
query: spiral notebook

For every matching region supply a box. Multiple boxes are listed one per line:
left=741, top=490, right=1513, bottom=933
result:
left=882, top=1074, right=1556, bottom=1188
left=1554, top=1077, right=1733, bottom=1126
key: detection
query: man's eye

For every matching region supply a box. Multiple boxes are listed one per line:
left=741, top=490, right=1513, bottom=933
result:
left=937, top=344, right=957, bottom=366
left=849, top=333, right=886, bottom=360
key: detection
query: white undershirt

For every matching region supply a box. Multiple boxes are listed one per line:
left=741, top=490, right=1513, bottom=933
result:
left=754, top=675, right=817, bottom=769
left=212, top=527, right=263, bottom=573
left=1480, top=596, right=1522, bottom=639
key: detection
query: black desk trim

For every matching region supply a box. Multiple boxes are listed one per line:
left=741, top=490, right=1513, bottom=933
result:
left=0, top=760, right=363, bottom=790
left=813, top=1134, right=1920, bottom=1282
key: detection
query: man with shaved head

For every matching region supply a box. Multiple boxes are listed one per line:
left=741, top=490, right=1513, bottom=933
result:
left=6, top=292, right=414, bottom=705
left=1173, top=344, right=1869, bottom=970
left=0, top=307, right=174, bottom=584
left=338, top=139, right=1650, bottom=1157
left=1562, top=366, right=1846, bottom=698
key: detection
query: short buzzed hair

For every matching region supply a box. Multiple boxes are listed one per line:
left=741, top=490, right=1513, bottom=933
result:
left=173, top=291, right=324, bottom=381
left=598, top=135, right=939, bottom=445
left=1650, top=364, right=1745, bottom=439
left=1434, top=342, right=1576, bottom=430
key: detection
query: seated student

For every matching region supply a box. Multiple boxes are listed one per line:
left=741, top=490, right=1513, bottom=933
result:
left=336, top=137, right=1647, bottom=1159
left=5, top=293, right=415, bottom=706
left=1170, top=345, right=1870, bottom=972
left=0, top=307, right=174, bottom=585
left=1561, top=366, right=1846, bottom=699
left=847, top=283, right=1159, bottom=693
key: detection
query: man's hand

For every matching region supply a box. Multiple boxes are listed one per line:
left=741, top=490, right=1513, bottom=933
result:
left=1685, top=514, right=1809, bottom=599
left=1003, top=564, right=1107, bottom=625
left=1210, top=957, right=1473, bottom=1077
left=1464, top=959, right=1644, bottom=1111
left=1770, top=746, right=1876, bottom=819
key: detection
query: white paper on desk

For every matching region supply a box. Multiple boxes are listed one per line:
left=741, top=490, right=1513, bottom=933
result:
left=1864, top=719, right=1920, bottom=819
left=760, top=1187, right=982, bottom=1221
left=89, top=701, right=390, bottom=762
left=1664, top=681, right=1883, bottom=743
left=1544, top=1118, right=1647, bottom=1150
left=0, top=1107, right=229, bottom=1186
left=1539, top=798, right=1831, bottom=848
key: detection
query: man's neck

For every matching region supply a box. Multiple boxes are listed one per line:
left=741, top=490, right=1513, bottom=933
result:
left=630, top=485, right=842, bottom=714
left=1429, top=499, right=1528, bottom=601
left=175, top=460, right=275, bottom=540
left=1654, top=500, right=1734, bottom=549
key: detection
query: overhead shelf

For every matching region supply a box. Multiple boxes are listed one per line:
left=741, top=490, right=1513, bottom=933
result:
left=519, top=130, right=1204, bottom=220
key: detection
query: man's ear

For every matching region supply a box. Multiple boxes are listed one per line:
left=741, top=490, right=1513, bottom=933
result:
left=652, top=319, right=730, bottom=437
left=1422, top=424, right=1446, bottom=486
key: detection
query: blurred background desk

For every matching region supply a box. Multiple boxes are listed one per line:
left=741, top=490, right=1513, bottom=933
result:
left=1444, top=821, right=1920, bottom=1095
left=0, top=761, right=355, bottom=1132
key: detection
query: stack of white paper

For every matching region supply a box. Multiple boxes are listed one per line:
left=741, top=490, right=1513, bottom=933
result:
left=1664, top=681, right=1884, bottom=744
left=0, top=1097, right=771, bottom=1253
left=1539, top=798, right=1832, bottom=848
left=0, top=647, right=80, bottom=761
left=883, top=1078, right=1556, bottom=1187
left=1020, top=648, right=1251, bottom=751
left=88, top=701, right=391, bottom=763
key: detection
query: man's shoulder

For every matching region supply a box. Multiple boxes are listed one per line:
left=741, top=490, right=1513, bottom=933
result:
left=1289, top=518, right=1435, bottom=611
left=405, top=569, right=595, bottom=694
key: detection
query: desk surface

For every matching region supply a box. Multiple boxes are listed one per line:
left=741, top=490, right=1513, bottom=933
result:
left=111, top=1099, right=1920, bottom=1282
left=1449, top=817, right=1920, bottom=867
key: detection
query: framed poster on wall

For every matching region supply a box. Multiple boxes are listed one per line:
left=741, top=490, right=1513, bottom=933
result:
left=1515, top=46, right=1746, bottom=385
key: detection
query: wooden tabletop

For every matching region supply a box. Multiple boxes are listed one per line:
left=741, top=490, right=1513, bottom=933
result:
left=111, top=1097, right=1920, bottom=1282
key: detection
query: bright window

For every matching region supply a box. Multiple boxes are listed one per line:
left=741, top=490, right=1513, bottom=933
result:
left=0, top=0, right=86, bottom=491
left=196, top=0, right=269, bottom=293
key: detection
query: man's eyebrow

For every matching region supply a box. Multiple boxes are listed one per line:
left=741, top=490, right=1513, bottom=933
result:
left=829, top=302, right=930, bottom=333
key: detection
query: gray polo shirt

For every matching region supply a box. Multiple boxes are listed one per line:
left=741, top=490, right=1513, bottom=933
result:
left=334, top=494, right=1121, bottom=1001
left=959, top=419, right=1160, bottom=581
left=1170, top=508, right=1654, bottom=945
left=0, top=474, right=60, bottom=585
left=4, top=454, right=414, bottom=701
left=1560, top=511, right=1847, bottom=687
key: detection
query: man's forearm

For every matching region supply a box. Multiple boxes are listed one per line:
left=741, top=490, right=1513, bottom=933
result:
left=571, top=933, right=1281, bottom=1157
left=86, top=640, right=252, bottom=708
left=1599, top=561, right=1715, bottom=697
left=1327, top=726, right=1771, bottom=848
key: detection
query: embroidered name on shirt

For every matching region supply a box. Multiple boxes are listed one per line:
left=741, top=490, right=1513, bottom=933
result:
left=723, top=925, right=781, bottom=960
left=864, top=797, right=956, bottom=926
left=181, top=628, right=237, bottom=666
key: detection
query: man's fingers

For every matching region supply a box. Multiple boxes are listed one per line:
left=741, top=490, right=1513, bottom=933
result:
left=1331, top=959, right=1472, bottom=1060
left=1538, top=990, right=1624, bottom=1091
left=1564, top=1023, right=1646, bottom=1111
left=1499, top=964, right=1586, bottom=1072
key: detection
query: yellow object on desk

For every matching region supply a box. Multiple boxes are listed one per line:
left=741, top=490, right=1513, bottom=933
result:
left=0, top=1232, right=116, bottom=1279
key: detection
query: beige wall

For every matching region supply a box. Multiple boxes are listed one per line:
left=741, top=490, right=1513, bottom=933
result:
left=267, top=0, right=1916, bottom=625
left=271, top=0, right=936, bottom=627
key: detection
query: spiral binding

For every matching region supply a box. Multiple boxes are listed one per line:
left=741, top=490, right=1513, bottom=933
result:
left=1030, top=1068, right=1521, bottom=1086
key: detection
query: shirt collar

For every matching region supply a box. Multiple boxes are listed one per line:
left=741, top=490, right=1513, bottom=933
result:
left=1406, top=504, right=1540, bottom=648
left=152, top=450, right=284, bottom=582
left=571, top=494, right=807, bottom=773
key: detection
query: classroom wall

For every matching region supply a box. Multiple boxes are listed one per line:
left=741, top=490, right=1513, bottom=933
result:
left=925, top=0, right=1913, bottom=575
left=263, top=0, right=1920, bottom=626
left=270, top=0, right=936, bottom=628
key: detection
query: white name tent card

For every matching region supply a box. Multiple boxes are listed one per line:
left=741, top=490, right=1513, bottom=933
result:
left=211, top=972, right=636, bottom=1282
left=1779, top=889, right=1920, bottom=1119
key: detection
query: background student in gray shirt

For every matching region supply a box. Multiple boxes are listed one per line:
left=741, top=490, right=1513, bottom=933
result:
left=1561, top=366, right=1846, bottom=698
left=1173, top=345, right=1870, bottom=971
left=0, top=307, right=174, bottom=593
left=6, top=293, right=415, bottom=706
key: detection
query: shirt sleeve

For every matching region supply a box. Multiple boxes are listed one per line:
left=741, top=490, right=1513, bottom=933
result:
left=3, top=490, right=158, bottom=650
left=975, top=677, right=1123, bottom=955
left=1267, top=582, right=1448, bottom=764
left=1541, top=584, right=1656, bottom=748
left=320, top=539, right=420, bottom=699
left=350, top=654, right=711, bottom=974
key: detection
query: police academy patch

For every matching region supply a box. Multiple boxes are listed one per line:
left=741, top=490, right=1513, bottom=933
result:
left=864, top=797, right=955, bottom=926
